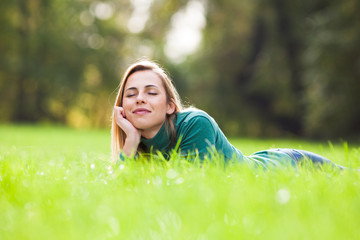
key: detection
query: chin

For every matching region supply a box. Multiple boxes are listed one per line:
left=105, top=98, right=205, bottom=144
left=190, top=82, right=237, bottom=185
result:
left=131, top=120, right=151, bottom=130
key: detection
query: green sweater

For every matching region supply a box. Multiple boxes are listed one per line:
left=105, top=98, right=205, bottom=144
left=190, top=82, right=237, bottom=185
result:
left=141, top=110, right=295, bottom=167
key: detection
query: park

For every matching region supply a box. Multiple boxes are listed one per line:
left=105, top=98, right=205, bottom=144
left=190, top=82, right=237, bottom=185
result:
left=1, top=0, right=360, bottom=239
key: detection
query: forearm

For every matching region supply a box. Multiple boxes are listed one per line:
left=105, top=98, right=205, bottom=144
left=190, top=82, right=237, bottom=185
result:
left=122, top=136, right=140, bottom=157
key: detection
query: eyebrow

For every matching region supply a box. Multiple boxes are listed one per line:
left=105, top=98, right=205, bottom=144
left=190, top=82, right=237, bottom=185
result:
left=125, top=84, right=159, bottom=92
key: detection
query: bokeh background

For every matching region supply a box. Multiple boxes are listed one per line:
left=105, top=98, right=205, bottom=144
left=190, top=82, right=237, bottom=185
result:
left=1, top=0, right=359, bottom=139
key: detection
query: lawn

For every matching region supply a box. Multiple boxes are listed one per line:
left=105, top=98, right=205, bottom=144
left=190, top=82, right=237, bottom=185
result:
left=1, top=125, right=360, bottom=240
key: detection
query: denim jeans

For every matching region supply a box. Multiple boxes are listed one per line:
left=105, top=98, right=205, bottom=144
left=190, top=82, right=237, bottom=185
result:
left=275, top=148, right=345, bottom=169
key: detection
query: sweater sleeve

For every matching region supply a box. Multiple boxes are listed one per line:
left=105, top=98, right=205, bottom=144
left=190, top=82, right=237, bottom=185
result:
left=177, top=115, right=217, bottom=160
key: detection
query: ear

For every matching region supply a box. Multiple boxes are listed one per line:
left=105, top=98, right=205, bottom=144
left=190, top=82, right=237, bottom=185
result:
left=166, top=100, right=176, bottom=115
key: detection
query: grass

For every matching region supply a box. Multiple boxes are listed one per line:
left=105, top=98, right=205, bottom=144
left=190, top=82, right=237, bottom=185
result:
left=1, top=124, right=360, bottom=240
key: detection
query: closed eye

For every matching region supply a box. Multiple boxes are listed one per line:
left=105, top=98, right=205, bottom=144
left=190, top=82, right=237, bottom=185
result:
left=148, top=92, right=158, bottom=95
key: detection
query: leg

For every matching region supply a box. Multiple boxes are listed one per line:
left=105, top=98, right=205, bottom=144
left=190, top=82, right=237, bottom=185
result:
left=277, top=148, right=346, bottom=169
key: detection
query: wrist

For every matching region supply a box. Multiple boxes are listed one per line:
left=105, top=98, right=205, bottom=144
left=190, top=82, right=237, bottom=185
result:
left=126, top=134, right=141, bottom=145
left=123, top=136, right=140, bottom=157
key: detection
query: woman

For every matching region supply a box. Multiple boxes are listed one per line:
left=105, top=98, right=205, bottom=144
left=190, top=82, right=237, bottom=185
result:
left=111, top=59, right=344, bottom=169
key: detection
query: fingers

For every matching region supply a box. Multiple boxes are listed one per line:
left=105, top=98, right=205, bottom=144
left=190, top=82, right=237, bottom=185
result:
left=114, top=106, right=134, bottom=134
left=114, top=106, right=126, bottom=118
left=114, top=107, right=127, bottom=128
left=114, top=106, right=123, bottom=121
left=114, top=106, right=142, bottom=143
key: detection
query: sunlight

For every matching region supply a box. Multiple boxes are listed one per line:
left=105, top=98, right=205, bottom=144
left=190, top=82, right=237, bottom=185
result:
left=90, top=1, right=114, bottom=20
left=127, top=0, right=154, bottom=33
left=88, top=33, right=104, bottom=49
left=80, top=11, right=94, bottom=26
left=165, top=0, right=207, bottom=63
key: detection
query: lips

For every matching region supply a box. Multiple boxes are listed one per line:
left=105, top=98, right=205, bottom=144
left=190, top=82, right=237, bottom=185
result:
left=133, top=108, right=151, bottom=115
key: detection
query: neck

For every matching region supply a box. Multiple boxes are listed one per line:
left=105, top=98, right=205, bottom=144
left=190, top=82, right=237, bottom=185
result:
left=141, top=120, right=166, bottom=139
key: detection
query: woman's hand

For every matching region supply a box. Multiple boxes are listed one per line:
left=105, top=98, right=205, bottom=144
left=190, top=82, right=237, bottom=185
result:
left=114, top=106, right=141, bottom=157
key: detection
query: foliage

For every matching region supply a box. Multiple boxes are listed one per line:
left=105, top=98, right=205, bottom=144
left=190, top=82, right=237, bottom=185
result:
left=0, top=0, right=359, bottom=139
left=302, top=0, right=360, bottom=138
left=1, top=125, right=360, bottom=239
left=181, top=0, right=360, bottom=138
left=0, top=0, right=132, bottom=126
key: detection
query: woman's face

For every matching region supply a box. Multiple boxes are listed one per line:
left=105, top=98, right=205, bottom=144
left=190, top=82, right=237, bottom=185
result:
left=122, top=70, right=175, bottom=139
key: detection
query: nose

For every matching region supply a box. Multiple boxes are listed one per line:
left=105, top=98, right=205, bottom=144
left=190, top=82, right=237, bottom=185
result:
left=136, top=92, right=146, bottom=104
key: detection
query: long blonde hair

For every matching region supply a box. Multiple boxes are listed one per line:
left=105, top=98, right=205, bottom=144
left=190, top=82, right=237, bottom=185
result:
left=111, top=60, right=183, bottom=162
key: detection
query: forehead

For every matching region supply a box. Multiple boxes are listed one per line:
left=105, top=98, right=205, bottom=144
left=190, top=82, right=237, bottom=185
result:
left=125, top=70, right=163, bottom=88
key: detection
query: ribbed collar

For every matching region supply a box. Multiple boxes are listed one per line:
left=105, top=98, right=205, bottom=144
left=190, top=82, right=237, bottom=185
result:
left=140, top=121, right=171, bottom=152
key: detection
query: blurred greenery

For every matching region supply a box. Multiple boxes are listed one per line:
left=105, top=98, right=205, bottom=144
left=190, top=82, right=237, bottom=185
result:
left=0, top=0, right=359, bottom=139
left=1, top=125, right=360, bottom=239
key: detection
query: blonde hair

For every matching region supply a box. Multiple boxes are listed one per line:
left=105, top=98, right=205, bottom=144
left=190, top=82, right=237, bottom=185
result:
left=111, top=59, right=183, bottom=162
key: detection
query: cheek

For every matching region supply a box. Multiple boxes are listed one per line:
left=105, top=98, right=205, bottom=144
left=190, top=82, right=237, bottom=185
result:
left=155, top=97, right=169, bottom=111
left=121, top=100, right=132, bottom=116
left=122, top=99, right=131, bottom=109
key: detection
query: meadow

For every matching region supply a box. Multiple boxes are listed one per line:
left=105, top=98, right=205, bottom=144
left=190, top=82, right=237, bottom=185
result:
left=1, top=125, right=360, bottom=240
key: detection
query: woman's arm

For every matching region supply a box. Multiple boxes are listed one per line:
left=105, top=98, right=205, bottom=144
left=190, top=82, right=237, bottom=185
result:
left=114, top=106, right=141, bottom=157
left=177, top=115, right=217, bottom=160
